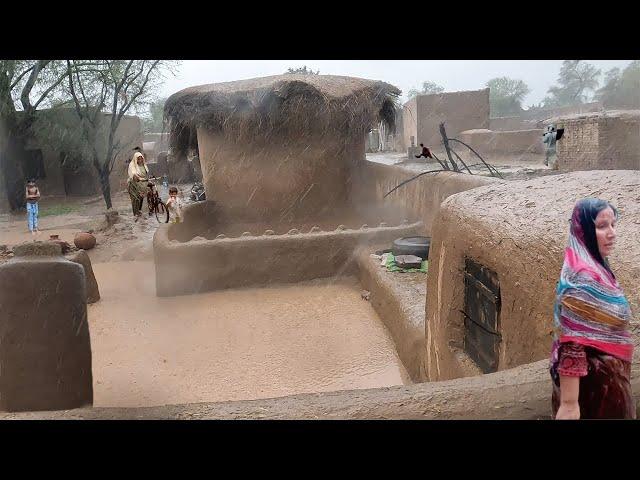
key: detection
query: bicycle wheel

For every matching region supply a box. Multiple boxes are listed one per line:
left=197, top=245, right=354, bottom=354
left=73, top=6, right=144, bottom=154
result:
left=155, top=201, right=169, bottom=223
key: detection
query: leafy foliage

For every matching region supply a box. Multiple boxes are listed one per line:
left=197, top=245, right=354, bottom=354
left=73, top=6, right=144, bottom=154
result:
left=542, top=60, right=601, bottom=108
left=486, top=77, right=530, bottom=117
left=407, top=81, right=444, bottom=99
left=285, top=66, right=320, bottom=75
left=595, top=61, right=640, bottom=109
left=141, top=97, right=167, bottom=133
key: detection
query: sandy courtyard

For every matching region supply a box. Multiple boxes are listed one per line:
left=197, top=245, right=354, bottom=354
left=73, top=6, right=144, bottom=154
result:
left=89, top=261, right=410, bottom=407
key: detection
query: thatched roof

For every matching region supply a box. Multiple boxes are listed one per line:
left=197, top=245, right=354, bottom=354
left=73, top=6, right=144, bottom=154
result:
left=164, top=74, right=401, bottom=153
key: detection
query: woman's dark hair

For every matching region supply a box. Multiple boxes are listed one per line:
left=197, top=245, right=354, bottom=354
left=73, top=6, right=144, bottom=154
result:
left=169, top=187, right=178, bottom=194
left=573, top=197, right=618, bottom=272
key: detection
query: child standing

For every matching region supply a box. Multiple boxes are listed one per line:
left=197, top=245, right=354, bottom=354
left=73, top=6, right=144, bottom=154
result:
left=165, top=186, right=183, bottom=223
left=25, top=179, right=41, bottom=236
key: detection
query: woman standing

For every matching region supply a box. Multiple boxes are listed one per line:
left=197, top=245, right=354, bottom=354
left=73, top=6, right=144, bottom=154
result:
left=550, top=198, right=635, bottom=419
left=25, top=178, right=41, bottom=236
left=127, top=150, right=149, bottom=219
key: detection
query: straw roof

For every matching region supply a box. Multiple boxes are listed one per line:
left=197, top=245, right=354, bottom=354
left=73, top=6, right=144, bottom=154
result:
left=164, top=74, right=401, bottom=153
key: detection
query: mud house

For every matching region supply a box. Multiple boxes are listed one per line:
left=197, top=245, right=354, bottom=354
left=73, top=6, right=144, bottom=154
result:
left=402, top=88, right=490, bottom=152
left=157, top=74, right=412, bottom=295
left=424, top=170, right=640, bottom=382
left=545, top=110, right=640, bottom=172
left=0, top=108, right=142, bottom=212
left=164, top=74, right=401, bottom=222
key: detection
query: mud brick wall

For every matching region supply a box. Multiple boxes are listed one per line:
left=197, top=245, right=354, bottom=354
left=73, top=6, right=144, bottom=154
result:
left=557, top=115, right=640, bottom=171
left=403, top=89, right=490, bottom=150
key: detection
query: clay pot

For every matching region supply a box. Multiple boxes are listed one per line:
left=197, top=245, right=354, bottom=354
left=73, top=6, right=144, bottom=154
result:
left=49, top=235, right=71, bottom=254
left=74, top=232, right=97, bottom=250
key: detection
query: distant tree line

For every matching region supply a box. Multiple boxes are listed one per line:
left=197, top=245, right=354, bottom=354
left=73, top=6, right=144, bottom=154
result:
left=407, top=60, right=638, bottom=118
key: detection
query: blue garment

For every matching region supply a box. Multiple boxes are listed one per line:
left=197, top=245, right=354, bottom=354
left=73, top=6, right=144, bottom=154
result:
left=27, top=202, right=39, bottom=232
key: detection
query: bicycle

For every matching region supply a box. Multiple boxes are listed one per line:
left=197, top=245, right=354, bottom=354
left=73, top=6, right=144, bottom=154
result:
left=145, top=176, right=169, bottom=223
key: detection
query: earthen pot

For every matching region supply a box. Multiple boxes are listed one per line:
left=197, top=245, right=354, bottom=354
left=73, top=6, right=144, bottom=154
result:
left=74, top=232, right=97, bottom=250
left=49, top=234, right=71, bottom=254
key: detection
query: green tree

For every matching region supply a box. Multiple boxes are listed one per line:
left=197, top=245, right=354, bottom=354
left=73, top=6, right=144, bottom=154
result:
left=543, top=60, right=601, bottom=108
left=486, top=77, right=530, bottom=117
left=407, top=81, right=444, bottom=99
left=141, top=97, right=167, bottom=133
left=0, top=60, right=70, bottom=209
left=595, top=61, right=640, bottom=109
left=65, top=60, right=178, bottom=209
left=286, top=66, right=319, bottom=75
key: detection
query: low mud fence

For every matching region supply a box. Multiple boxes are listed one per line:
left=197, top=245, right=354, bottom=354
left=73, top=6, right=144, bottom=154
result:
left=6, top=358, right=640, bottom=420
left=154, top=220, right=422, bottom=296
left=350, top=162, right=501, bottom=235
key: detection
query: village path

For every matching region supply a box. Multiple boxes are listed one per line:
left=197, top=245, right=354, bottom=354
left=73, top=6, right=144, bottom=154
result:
left=0, top=183, right=194, bottom=263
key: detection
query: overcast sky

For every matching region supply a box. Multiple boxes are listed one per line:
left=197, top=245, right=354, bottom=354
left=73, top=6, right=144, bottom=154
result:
left=159, top=60, right=634, bottom=107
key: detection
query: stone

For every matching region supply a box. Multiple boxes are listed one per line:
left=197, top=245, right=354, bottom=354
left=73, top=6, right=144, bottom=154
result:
left=192, top=236, right=207, bottom=242
left=361, top=224, right=369, bottom=229
left=74, top=232, right=96, bottom=250
left=14, top=241, right=61, bottom=257
left=0, top=245, right=7, bottom=253
left=335, top=225, right=346, bottom=231
left=215, top=234, right=226, bottom=239
left=241, top=232, right=252, bottom=237
left=379, top=222, right=388, bottom=228
left=0, top=248, right=93, bottom=411
left=287, top=229, right=300, bottom=235
left=263, top=230, right=275, bottom=236
left=66, top=250, right=100, bottom=304
left=310, top=226, right=321, bottom=233
left=395, top=254, right=423, bottom=269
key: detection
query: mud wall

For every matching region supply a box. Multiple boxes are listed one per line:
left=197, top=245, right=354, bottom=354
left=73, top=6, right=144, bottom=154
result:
left=457, top=129, right=544, bottom=157
left=489, top=116, right=534, bottom=131
left=350, top=162, right=501, bottom=236
left=8, top=357, right=640, bottom=420
left=197, top=127, right=366, bottom=222
left=424, top=170, right=640, bottom=382
left=355, top=246, right=426, bottom=382
left=20, top=113, right=141, bottom=198
left=548, top=111, right=640, bottom=172
left=154, top=221, right=422, bottom=296
left=401, top=97, right=419, bottom=151
left=0, top=244, right=93, bottom=412
left=403, top=89, right=490, bottom=149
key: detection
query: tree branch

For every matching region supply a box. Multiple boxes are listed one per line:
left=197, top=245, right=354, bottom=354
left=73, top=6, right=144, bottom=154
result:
left=20, top=60, right=50, bottom=112
left=9, top=63, right=36, bottom=90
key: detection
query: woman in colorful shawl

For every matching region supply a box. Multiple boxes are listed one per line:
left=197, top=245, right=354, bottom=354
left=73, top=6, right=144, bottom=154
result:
left=550, top=198, right=635, bottom=419
left=127, top=151, right=149, bottom=219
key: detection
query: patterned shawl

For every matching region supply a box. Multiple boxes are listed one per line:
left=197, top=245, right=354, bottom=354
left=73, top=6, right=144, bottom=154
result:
left=550, top=198, right=634, bottom=370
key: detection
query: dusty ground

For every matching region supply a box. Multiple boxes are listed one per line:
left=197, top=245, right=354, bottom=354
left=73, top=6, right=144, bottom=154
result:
left=0, top=184, right=191, bottom=263
left=88, top=262, right=409, bottom=407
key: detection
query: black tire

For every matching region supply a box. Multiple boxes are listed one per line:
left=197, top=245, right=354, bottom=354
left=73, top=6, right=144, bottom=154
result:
left=392, top=236, right=431, bottom=260
left=155, top=201, right=169, bottom=223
